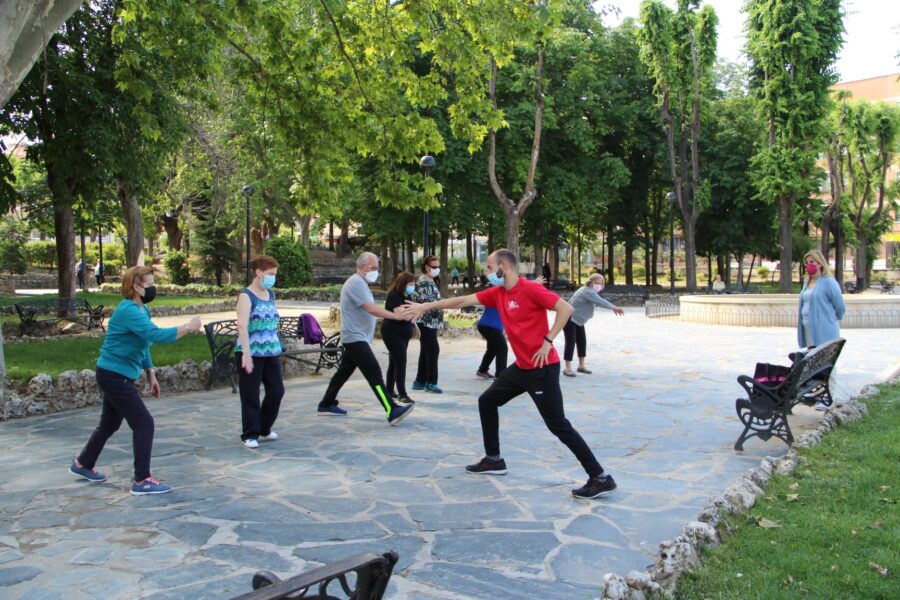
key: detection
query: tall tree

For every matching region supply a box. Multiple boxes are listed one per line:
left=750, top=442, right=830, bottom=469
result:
left=638, top=0, right=718, bottom=292
left=745, top=0, right=843, bottom=292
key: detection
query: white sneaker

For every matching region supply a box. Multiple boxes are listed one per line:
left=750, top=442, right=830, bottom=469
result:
left=242, top=439, right=259, bottom=449
left=259, top=431, right=278, bottom=442
left=814, top=402, right=829, bottom=412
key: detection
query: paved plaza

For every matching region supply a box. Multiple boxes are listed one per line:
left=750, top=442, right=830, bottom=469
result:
left=0, top=306, right=897, bottom=599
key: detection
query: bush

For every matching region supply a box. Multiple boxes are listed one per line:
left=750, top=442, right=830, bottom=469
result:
left=264, top=235, right=312, bottom=287
left=163, top=250, right=191, bottom=285
left=23, top=240, right=57, bottom=268
left=0, top=217, right=28, bottom=274
left=757, top=266, right=771, bottom=280
left=447, top=257, right=468, bottom=272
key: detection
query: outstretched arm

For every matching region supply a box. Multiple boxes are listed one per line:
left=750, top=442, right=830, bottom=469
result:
left=400, top=293, right=481, bottom=318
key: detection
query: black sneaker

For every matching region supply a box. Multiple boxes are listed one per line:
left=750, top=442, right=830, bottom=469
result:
left=465, top=456, right=507, bottom=475
left=397, top=395, right=415, bottom=404
left=572, top=475, right=617, bottom=499
left=387, top=403, right=414, bottom=426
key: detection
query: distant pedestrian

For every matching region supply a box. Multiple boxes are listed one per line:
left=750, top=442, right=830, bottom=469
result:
left=317, top=252, right=415, bottom=425
left=450, top=267, right=460, bottom=286
left=382, top=272, right=417, bottom=404
left=235, top=255, right=284, bottom=449
left=411, top=255, right=444, bottom=394
left=94, top=261, right=104, bottom=286
left=542, top=263, right=551, bottom=288
left=76, top=260, right=85, bottom=289
left=69, top=266, right=203, bottom=495
left=562, top=274, right=624, bottom=377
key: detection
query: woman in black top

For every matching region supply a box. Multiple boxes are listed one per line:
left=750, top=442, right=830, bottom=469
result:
left=382, top=272, right=417, bottom=403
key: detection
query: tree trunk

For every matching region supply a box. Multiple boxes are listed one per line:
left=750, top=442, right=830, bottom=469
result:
left=778, top=195, right=794, bottom=292
left=379, top=242, right=389, bottom=290
left=161, top=213, right=182, bottom=251
left=624, top=239, right=634, bottom=285
left=405, top=237, right=414, bottom=277
left=606, top=234, right=615, bottom=285
left=389, top=241, right=399, bottom=277
left=55, top=202, right=76, bottom=309
left=118, top=181, right=145, bottom=267
left=854, top=234, right=867, bottom=288
left=438, top=228, right=450, bottom=298
left=338, top=218, right=349, bottom=258
left=300, top=215, right=311, bottom=246
left=465, top=231, right=476, bottom=289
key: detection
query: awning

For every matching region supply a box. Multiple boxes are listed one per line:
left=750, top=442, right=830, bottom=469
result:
left=884, top=232, right=900, bottom=243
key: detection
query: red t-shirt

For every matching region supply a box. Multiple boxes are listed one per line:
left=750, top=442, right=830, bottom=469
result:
left=476, top=278, right=561, bottom=370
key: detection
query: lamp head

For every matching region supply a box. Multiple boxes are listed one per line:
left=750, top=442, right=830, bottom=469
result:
left=419, top=155, right=436, bottom=171
left=242, top=185, right=255, bottom=197
left=666, top=191, right=677, bottom=202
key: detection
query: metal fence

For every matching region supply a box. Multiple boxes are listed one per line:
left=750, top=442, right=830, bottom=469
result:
left=645, top=295, right=681, bottom=319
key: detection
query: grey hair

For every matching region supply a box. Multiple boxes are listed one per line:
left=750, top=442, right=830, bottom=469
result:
left=357, top=252, right=378, bottom=269
left=586, top=273, right=604, bottom=286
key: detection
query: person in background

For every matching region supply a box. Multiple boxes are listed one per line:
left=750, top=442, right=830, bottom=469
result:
left=411, top=255, right=444, bottom=394
left=235, top=255, right=284, bottom=449
left=382, top=271, right=417, bottom=404
left=69, top=266, right=203, bottom=495
left=712, top=274, right=726, bottom=294
left=76, top=260, right=85, bottom=289
left=475, top=299, right=507, bottom=381
left=562, top=274, right=625, bottom=377
left=450, top=266, right=460, bottom=286
left=94, top=261, right=104, bottom=286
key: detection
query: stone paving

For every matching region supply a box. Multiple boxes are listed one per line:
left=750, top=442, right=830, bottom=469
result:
left=1, top=306, right=897, bottom=599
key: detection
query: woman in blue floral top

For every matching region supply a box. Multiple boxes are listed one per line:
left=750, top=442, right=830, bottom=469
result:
left=412, top=255, right=444, bottom=393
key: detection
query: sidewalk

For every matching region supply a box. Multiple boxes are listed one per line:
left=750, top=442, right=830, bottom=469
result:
left=0, top=310, right=896, bottom=599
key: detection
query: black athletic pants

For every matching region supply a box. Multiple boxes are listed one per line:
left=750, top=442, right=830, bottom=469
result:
left=415, top=326, right=440, bottom=385
left=319, top=341, right=396, bottom=413
left=477, top=325, right=508, bottom=375
left=563, top=320, right=587, bottom=361
left=477, top=362, right=603, bottom=478
left=235, top=353, right=284, bottom=441
left=382, top=325, right=413, bottom=397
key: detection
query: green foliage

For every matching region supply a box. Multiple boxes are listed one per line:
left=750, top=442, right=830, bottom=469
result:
left=263, top=235, right=312, bottom=287
left=0, top=216, right=28, bottom=274
left=756, top=266, right=771, bottom=280
left=193, top=211, right=238, bottom=287
left=163, top=250, right=191, bottom=286
left=23, top=241, right=57, bottom=269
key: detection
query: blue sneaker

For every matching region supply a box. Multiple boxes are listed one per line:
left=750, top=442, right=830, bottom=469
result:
left=387, top=403, right=414, bottom=426
left=69, top=461, right=107, bottom=483
left=131, top=477, right=172, bottom=496
left=424, top=383, right=443, bottom=394
left=318, top=405, right=348, bottom=416
left=411, top=381, right=425, bottom=391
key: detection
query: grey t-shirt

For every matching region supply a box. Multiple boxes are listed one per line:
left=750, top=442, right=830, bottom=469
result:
left=340, top=273, right=376, bottom=343
left=568, top=286, right=615, bottom=326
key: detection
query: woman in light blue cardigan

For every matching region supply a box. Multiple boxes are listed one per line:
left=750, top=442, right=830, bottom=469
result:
left=797, top=250, right=845, bottom=348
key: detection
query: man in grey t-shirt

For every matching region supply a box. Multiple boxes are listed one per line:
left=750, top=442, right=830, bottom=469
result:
left=317, top=252, right=415, bottom=425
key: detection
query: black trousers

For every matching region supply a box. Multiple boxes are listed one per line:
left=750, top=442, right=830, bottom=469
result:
left=477, top=325, right=508, bottom=375
left=382, top=325, right=413, bottom=397
left=477, top=362, right=603, bottom=478
left=415, top=326, right=440, bottom=385
left=319, top=341, right=396, bottom=413
left=563, top=320, right=587, bottom=361
left=78, top=367, right=155, bottom=482
left=235, top=353, right=285, bottom=441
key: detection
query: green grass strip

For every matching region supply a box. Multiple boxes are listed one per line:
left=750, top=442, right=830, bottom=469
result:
left=0, top=292, right=223, bottom=309
left=677, top=382, right=899, bottom=599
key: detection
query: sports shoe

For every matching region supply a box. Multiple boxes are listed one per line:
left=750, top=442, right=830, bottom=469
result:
left=814, top=402, right=829, bottom=412
left=424, top=383, right=443, bottom=394
left=476, top=370, right=494, bottom=379
left=69, top=460, right=107, bottom=483
left=411, top=380, right=425, bottom=391
left=465, top=456, right=507, bottom=475
left=563, top=369, right=576, bottom=377
left=572, top=474, right=617, bottom=499
left=387, top=403, right=414, bottom=426
left=242, top=438, right=259, bottom=449
left=397, top=395, right=415, bottom=404
left=318, top=405, right=348, bottom=416
left=259, top=431, right=279, bottom=441
left=131, top=477, right=172, bottom=496
left=577, top=367, right=593, bottom=374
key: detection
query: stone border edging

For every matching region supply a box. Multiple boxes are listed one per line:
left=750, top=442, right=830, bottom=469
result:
left=596, top=387, right=884, bottom=599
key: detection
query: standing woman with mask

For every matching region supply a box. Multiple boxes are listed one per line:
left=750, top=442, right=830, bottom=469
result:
left=382, top=272, right=418, bottom=403
left=797, top=250, right=845, bottom=349
left=69, top=266, right=202, bottom=495
left=476, top=269, right=508, bottom=380
left=235, top=255, right=285, bottom=449
left=562, top=274, right=624, bottom=377
left=412, top=255, right=444, bottom=394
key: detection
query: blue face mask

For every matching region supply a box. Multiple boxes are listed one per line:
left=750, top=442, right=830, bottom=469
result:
left=261, top=274, right=277, bottom=290
left=486, top=272, right=503, bottom=286
left=405, top=285, right=416, bottom=295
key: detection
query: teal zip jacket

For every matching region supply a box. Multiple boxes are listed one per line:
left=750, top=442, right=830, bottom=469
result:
left=96, top=300, right=178, bottom=380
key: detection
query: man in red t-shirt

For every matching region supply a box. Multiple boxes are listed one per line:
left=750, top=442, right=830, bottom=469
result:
left=402, top=249, right=616, bottom=499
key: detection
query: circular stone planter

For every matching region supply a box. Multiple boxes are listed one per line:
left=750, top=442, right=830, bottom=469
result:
left=678, top=294, right=900, bottom=328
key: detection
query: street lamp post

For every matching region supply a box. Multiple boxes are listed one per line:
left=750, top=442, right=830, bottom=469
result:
left=667, top=191, right=677, bottom=295
left=419, top=155, right=436, bottom=256
left=242, top=185, right=255, bottom=286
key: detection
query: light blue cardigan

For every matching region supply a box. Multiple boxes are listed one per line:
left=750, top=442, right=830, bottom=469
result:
left=797, top=276, right=845, bottom=347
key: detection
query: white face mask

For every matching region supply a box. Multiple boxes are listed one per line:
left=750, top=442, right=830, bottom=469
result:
left=364, top=270, right=379, bottom=283
left=592, top=283, right=603, bottom=292
left=430, top=267, right=440, bottom=277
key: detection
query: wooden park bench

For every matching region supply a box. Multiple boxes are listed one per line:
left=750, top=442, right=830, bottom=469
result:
left=204, top=315, right=342, bottom=393
left=229, top=551, right=399, bottom=600
left=733, top=338, right=845, bottom=451
left=879, top=280, right=896, bottom=294
left=13, top=296, right=105, bottom=336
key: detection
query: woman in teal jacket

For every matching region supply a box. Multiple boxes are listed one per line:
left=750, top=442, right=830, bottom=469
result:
left=69, top=266, right=202, bottom=495
left=797, top=250, right=846, bottom=348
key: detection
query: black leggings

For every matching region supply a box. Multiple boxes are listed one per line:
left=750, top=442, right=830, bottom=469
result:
left=477, top=325, right=508, bottom=375
left=415, top=326, right=440, bottom=385
left=78, top=367, right=155, bottom=482
left=235, top=353, right=284, bottom=441
left=477, top=363, right=603, bottom=478
left=563, top=320, right=587, bottom=362
left=382, top=325, right=413, bottom=397
left=319, top=341, right=397, bottom=414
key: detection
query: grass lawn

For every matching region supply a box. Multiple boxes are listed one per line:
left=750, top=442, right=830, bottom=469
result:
left=5, top=334, right=212, bottom=381
left=677, top=382, right=899, bottom=599
left=0, top=291, right=224, bottom=309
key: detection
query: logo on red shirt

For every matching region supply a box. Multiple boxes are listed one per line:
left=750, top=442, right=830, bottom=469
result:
left=507, top=300, right=520, bottom=311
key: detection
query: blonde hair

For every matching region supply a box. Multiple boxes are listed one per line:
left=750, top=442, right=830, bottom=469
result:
left=585, top=273, right=604, bottom=287
left=803, top=250, right=832, bottom=278
left=121, top=266, right=156, bottom=299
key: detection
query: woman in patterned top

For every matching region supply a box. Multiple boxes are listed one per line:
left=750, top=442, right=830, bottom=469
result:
left=412, top=255, right=444, bottom=393
left=235, top=255, right=284, bottom=449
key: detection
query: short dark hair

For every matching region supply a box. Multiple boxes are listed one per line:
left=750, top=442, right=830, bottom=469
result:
left=421, top=255, right=439, bottom=273
left=492, top=249, right=518, bottom=269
